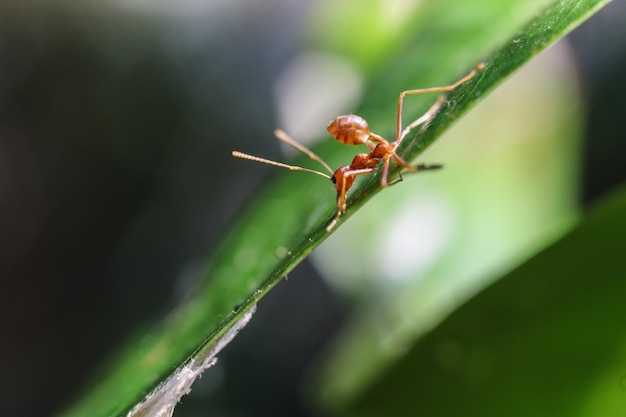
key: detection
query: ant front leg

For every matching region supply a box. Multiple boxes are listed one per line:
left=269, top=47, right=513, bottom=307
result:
left=327, top=167, right=376, bottom=232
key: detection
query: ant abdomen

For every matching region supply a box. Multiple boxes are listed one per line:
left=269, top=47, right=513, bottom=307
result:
left=327, top=114, right=370, bottom=145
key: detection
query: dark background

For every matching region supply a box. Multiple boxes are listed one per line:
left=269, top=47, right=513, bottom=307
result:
left=0, top=1, right=624, bottom=416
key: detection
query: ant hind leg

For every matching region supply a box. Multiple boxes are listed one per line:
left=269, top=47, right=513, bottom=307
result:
left=387, top=172, right=403, bottom=187
left=385, top=161, right=443, bottom=188
left=414, top=163, right=443, bottom=171
left=396, top=64, right=484, bottom=141
left=400, top=95, right=446, bottom=141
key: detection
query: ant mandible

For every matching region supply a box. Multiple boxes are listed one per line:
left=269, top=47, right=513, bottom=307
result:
left=232, top=64, right=483, bottom=231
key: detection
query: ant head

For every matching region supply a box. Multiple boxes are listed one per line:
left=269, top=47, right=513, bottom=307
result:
left=331, top=166, right=356, bottom=195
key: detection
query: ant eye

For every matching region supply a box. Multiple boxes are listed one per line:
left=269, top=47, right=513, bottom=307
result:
left=331, top=176, right=337, bottom=184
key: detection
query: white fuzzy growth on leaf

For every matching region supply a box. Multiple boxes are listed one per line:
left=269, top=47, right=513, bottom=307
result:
left=127, top=306, right=257, bottom=417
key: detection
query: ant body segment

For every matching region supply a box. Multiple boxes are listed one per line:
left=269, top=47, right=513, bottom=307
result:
left=232, top=64, right=483, bottom=231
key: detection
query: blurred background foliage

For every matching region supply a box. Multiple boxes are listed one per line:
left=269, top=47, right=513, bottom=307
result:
left=0, top=0, right=625, bottom=416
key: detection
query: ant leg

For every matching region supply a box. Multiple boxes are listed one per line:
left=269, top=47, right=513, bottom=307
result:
left=343, top=168, right=377, bottom=201
left=326, top=168, right=375, bottom=232
left=414, top=163, right=443, bottom=171
left=339, top=174, right=349, bottom=212
left=396, top=63, right=484, bottom=141
left=400, top=95, right=445, bottom=141
left=387, top=171, right=404, bottom=187
left=368, top=132, right=390, bottom=146
left=326, top=209, right=342, bottom=232
left=381, top=158, right=391, bottom=188
left=383, top=161, right=443, bottom=188
left=391, top=152, right=417, bottom=173
left=387, top=167, right=442, bottom=186
left=327, top=175, right=350, bottom=232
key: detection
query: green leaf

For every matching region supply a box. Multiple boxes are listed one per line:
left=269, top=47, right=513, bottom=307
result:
left=58, top=0, right=611, bottom=415
left=341, top=183, right=626, bottom=417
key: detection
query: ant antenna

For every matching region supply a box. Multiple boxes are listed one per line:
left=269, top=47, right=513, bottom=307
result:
left=273, top=129, right=333, bottom=175
left=231, top=129, right=333, bottom=180
left=231, top=151, right=331, bottom=180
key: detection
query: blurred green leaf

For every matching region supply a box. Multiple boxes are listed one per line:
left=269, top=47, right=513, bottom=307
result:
left=58, top=0, right=611, bottom=415
left=343, top=182, right=626, bottom=417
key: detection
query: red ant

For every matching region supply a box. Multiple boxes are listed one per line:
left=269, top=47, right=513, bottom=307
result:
left=326, top=63, right=484, bottom=187
left=232, top=64, right=483, bottom=231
